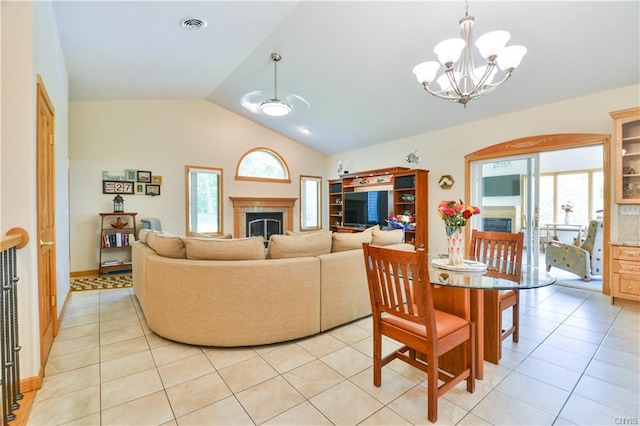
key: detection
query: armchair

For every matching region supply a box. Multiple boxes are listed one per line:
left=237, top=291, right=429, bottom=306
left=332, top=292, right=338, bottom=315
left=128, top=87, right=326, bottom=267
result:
left=545, top=220, right=604, bottom=281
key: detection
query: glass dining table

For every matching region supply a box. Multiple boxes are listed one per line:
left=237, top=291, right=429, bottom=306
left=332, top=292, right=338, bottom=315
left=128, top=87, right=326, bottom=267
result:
left=425, top=255, right=557, bottom=380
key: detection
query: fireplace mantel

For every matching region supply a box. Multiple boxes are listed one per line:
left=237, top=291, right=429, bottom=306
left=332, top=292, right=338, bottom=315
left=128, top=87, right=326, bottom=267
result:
left=229, top=197, right=297, bottom=238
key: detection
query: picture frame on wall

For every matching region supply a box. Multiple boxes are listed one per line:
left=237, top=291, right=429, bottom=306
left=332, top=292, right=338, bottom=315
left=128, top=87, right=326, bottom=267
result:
left=125, top=169, right=137, bottom=181
left=137, top=170, right=152, bottom=183
left=151, top=175, right=163, bottom=185
left=103, top=180, right=134, bottom=194
left=146, top=184, right=161, bottom=196
left=134, top=183, right=146, bottom=195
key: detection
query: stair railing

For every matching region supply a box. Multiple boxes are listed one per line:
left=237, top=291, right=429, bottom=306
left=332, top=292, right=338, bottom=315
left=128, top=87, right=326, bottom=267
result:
left=0, top=228, right=28, bottom=425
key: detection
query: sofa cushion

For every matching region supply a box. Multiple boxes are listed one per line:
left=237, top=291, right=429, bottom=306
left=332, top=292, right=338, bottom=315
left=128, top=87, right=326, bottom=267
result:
left=285, top=230, right=326, bottom=237
left=331, top=231, right=373, bottom=253
left=189, top=232, right=233, bottom=239
left=267, top=232, right=332, bottom=259
left=372, top=229, right=404, bottom=246
left=146, top=232, right=186, bottom=259
left=184, top=236, right=266, bottom=260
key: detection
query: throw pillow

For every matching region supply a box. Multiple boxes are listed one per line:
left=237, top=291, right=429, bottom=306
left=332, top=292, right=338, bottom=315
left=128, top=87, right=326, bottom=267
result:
left=372, top=229, right=404, bottom=246
left=365, top=224, right=381, bottom=233
left=146, top=232, right=187, bottom=259
left=331, top=231, right=373, bottom=253
left=267, top=232, right=332, bottom=259
left=184, top=236, right=266, bottom=260
left=138, top=229, right=153, bottom=244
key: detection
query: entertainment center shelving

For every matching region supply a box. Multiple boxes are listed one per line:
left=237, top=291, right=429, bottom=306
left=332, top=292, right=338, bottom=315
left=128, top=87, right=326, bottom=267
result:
left=328, top=166, right=429, bottom=248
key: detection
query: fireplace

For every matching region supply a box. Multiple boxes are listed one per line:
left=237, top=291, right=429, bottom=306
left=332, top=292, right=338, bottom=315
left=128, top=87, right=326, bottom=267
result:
left=229, top=197, right=297, bottom=238
left=482, top=206, right=521, bottom=233
left=246, top=212, right=283, bottom=245
left=483, top=218, right=513, bottom=233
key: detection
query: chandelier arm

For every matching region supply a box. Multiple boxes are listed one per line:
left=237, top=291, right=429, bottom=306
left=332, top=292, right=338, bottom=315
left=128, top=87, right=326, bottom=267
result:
left=466, top=75, right=511, bottom=101
left=445, top=68, right=465, bottom=98
left=421, top=83, right=464, bottom=102
left=466, top=62, right=497, bottom=97
left=480, top=70, right=513, bottom=89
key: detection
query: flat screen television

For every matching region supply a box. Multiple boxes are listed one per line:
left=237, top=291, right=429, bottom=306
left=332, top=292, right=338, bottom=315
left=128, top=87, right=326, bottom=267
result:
left=482, top=174, right=521, bottom=197
left=343, top=190, right=392, bottom=228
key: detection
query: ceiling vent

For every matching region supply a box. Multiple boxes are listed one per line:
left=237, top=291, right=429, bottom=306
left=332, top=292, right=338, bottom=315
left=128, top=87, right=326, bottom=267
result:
left=180, top=18, right=207, bottom=30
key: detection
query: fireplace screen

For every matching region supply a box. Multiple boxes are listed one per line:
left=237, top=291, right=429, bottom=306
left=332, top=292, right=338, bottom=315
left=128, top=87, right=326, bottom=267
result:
left=483, top=218, right=512, bottom=233
left=246, top=212, right=283, bottom=245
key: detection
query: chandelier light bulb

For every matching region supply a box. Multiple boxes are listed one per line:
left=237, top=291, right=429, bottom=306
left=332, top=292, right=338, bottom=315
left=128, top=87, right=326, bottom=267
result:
left=475, top=30, right=511, bottom=59
left=497, top=45, right=527, bottom=71
left=413, top=61, right=441, bottom=84
left=434, top=38, right=466, bottom=66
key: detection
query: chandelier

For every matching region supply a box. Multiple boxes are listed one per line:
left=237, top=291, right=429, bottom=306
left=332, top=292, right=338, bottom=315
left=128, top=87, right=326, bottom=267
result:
left=260, top=53, right=291, bottom=117
left=412, top=1, right=526, bottom=107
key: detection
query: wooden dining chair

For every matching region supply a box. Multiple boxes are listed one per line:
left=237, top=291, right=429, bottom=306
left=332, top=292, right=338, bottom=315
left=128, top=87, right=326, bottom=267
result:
left=362, top=243, right=475, bottom=423
left=469, top=230, right=524, bottom=362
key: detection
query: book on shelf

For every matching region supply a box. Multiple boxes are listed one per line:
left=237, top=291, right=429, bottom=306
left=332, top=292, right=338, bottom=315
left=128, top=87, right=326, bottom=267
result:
left=101, top=260, right=121, bottom=267
left=102, top=232, right=134, bottom=248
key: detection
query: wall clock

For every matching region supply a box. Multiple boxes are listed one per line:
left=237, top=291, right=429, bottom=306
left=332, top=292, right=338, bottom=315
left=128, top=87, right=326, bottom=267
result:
left=103, top=180, right=134, bottom=194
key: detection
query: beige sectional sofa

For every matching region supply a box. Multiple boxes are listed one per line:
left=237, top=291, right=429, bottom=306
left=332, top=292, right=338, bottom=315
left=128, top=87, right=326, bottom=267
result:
left=132, top=227, right=412, bottom=347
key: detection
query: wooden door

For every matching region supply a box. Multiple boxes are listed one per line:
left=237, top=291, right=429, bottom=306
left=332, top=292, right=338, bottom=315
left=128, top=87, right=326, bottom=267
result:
left=36, top=75, right=57, bottom=367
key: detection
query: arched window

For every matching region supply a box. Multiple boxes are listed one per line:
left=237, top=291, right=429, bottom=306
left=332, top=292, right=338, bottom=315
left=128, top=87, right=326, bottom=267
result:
left=236, top=148, right=291, bottom=183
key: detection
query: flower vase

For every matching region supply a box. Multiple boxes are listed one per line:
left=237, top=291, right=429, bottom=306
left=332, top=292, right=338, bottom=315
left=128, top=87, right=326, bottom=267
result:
left=445, top=226, right=465, bottom=266
left=564, top=211, right=570, bottom=225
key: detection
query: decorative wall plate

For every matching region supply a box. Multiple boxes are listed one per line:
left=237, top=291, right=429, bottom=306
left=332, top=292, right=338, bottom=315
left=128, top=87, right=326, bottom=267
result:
left=438, top=175, right=455, bottom=189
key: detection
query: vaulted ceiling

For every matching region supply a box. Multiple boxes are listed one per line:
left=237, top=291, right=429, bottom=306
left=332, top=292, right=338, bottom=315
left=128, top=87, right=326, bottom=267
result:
left=52, top=1, right=640, bottom=154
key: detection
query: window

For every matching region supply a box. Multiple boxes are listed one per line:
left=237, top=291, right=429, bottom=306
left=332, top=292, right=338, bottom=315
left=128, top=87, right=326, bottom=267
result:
left=539, top=169, right=603, bottom=225
left=300, top=176, right=321, bottom=230
left=236, top=148, right=291, bottom=183
left=185, top=166, right=223, bottom=235
left=538, top=175, right=554, bottom=225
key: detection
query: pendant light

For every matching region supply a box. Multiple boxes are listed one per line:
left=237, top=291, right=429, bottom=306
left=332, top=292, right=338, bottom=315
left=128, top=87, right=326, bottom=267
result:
left=260, top=53, right=291, bottom=117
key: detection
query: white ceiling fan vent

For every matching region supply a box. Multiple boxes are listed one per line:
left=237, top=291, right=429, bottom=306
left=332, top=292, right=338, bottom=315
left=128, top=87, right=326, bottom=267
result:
left=180, top=18, right=207, bottom=30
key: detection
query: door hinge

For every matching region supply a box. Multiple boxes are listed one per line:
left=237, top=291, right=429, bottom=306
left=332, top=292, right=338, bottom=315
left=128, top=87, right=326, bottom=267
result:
left=50, top=135, right=55, bottom=145
left=51, top=295, right=56, bottom=307
left=52, top=214, right=55, bottom=226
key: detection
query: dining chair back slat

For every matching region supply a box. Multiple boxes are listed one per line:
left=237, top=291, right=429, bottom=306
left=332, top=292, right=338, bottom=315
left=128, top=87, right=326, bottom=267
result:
left=470, top=230, right=524, bottom=282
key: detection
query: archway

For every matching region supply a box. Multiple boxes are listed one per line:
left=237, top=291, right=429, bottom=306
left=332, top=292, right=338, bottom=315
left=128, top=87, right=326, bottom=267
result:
left=464, top=133, right=611, bottom=294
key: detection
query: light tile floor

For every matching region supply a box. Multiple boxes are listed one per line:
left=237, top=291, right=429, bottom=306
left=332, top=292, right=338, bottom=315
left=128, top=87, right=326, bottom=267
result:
left=28, top=284, right=639, bottom=425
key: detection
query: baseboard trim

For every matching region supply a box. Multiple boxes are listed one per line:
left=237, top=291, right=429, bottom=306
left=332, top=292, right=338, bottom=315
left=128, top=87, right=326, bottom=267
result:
left=21, top=371, right=43, bottom=393
left=70, top=269, right=98, bottom=277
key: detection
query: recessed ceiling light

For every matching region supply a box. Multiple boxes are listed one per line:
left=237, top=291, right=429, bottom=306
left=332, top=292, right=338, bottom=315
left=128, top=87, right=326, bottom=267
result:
left=300, top=127, right=311, bottom=135
left=180, top=18, right=207, bottom=30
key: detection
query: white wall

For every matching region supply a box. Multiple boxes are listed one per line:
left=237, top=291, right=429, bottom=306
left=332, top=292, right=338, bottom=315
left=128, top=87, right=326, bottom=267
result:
left=540, top=145, right=603, bottom=173
left=326, top=85, right=640, bottom=255
left=69, top=99, right=326, bottom=272
left=1, top=1, right=69, bottom=380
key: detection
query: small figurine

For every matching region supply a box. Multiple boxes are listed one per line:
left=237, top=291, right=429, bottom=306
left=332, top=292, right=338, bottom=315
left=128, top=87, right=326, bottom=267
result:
left=111, top=217, right=128, bottom=229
